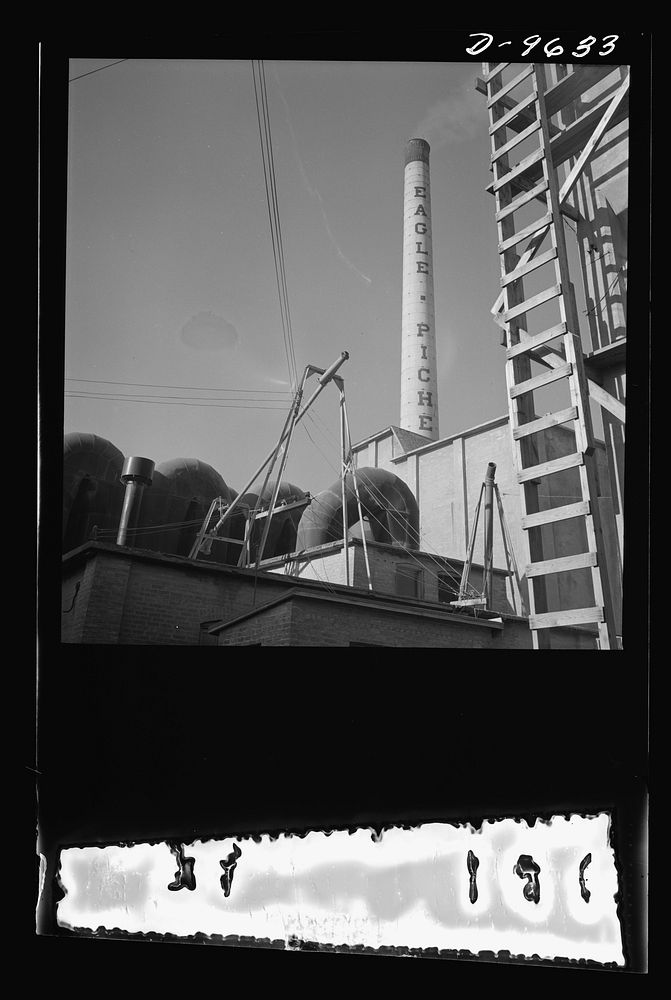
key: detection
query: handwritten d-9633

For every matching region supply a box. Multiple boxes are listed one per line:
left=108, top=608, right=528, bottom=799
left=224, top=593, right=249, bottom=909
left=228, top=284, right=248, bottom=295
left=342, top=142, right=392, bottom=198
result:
left=465, top=33, right=619, bottom=60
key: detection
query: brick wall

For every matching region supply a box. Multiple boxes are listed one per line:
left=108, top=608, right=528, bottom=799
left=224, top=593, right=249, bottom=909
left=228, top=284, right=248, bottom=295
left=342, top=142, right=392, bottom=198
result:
left=231, top=596, right=598, bottom=649
left=62, top=544, right=598, bottom=649
left=79, top=554, right=133, bottom=643
left=60, top=552, right=135, bottom=644
left=62, top=545, right=290, bottom=645
left=60, top=560, right=94, bottom=644
left=218, top=596, right=530, bottom=648
left=215, top=602, right=294, bottom=646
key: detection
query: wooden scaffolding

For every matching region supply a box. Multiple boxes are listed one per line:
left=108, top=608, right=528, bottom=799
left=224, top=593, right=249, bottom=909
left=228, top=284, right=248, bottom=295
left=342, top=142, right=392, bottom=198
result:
left=478, top=62, right=628, bottom=649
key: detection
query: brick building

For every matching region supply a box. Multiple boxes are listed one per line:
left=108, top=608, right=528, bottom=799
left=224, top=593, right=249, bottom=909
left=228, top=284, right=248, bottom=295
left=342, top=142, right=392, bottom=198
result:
left=61, top=540, right=597, bottom=648
left=61, top=414, right=620, bottom=650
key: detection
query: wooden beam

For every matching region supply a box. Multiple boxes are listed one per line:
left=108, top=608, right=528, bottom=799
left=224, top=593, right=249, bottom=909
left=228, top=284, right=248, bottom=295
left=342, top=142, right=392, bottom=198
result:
left=521, top=500, right=591, bottom=529
left=543, top=64, right=615, bottom=117
left=502, top=248, right=558, bottom=286
left=526, top=551, right=598, bottom=578
left=560, top=201, right=582, bottom=223
left=519, top=342, right=627, bottom=423
left=490, top=224, right=553, bottom=317
left=496, top=179, right=549, bottom=222
left=487, top=64, right=534, bottom=108
left=587, top=379, right=626, bottom=424
left=510, top=362, right=572, bottom=398
left=480, top=80, right=560, bottom=138
left=584, top=338, right=626, bottom=370
left=530, top=606, right=604, bottom=629
left=558, top=75, right=630, bottom=204
left=503, top=283, right=561, bottom=323
left=252, top=497, right=311, bottom=519
left=551, top=92, right=628, bottom=168
left=489, top=91, right=537, bottom=135
left=491, top=118, right=541, bottom=163
left=517, top=451, right=584, bottom=483
left=499, top=212, right=554, bottom=254
left=491, top=289, right=505, bottom=317
left=482, top=62, right=510, bottom=85
left=513, top=406, right=578, bottom=439
left=492, top=146, right=545, bottom=192
left=505, top=321, right=566, bottom=358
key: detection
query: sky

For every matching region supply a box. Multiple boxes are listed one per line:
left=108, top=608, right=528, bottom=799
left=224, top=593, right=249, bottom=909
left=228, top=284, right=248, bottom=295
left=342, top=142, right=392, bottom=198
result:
left=63, top=56, right=538, bottom=496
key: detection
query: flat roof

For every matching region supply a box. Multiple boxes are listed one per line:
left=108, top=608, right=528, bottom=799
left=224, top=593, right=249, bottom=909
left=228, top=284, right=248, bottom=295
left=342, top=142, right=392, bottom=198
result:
left=352, top=414, right=510, bottom=456
left=62, top=541, right=511, bottom=621
left=352, top=414, right=607, bottom=460
left=208, top=585, right=505, bottom=635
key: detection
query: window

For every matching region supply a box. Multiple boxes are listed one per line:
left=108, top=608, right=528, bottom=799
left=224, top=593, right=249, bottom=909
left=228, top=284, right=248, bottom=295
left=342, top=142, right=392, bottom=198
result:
left=395, top=565, right=423, bottom=599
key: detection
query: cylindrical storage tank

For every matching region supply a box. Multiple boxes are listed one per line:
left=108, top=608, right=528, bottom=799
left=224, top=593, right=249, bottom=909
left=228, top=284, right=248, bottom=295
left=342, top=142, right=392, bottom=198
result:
left=146, top=457, right=237, bottom=559
left=401, top=138, right=439, bottom=441
left=63, top=432, right=126, bottom=551
left=296, top=467, right=420, bottom=551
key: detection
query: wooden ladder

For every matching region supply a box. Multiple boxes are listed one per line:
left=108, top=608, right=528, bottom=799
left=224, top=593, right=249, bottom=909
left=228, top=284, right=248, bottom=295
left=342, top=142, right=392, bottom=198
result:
left=482, top=61, right=617, bottom=650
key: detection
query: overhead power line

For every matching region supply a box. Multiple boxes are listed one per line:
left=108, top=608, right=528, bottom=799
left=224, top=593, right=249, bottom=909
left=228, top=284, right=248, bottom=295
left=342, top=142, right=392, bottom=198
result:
left=252, top=59, right=298, bottom=391
left=65, top=393, right=288, bottom=410
left=66, top=389, right=289, bottom=402
left=65, top=377, right=292, bottom=395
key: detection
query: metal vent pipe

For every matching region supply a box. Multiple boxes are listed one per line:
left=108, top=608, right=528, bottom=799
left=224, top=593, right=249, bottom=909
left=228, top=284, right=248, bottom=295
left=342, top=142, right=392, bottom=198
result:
left=116, top=456, right=155, bottom=547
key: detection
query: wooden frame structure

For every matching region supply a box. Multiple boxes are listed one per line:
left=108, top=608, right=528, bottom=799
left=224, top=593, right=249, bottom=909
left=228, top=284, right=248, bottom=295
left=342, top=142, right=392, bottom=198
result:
left=478, top=62, right=628, bottom=649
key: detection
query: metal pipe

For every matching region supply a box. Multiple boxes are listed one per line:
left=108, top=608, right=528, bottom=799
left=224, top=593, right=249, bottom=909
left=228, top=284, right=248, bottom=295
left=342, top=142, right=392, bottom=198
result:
left=116, top=457, right=154, bottom=547
left=254, top=392, right=302, bottom=568
left=244, top=396, right=301, bottom=566
left=342, top=396, right=372, bottom=590
left=483, top=462, right=497, bottom=608
left=459, top=483, right=484, bottom=600
left=117, top=481, right=143, bottom=546
left=254, top=353, right=349, bottom=568
left=317, top=351, right=349, bottom=385
left=339, top=388, right=350, bottom=587
left=495, top=483, right=527, bottom=616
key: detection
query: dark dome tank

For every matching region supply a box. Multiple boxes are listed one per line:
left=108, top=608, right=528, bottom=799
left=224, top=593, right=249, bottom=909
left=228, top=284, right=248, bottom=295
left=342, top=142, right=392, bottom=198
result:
left=63, top=432, right=126, bottom=550
left=296, top=467, right=419, bottom=551
left=155, top=457, right=233, bottom=501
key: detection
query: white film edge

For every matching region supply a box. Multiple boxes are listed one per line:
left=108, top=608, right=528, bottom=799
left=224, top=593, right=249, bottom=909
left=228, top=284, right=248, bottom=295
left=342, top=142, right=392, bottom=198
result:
left=56, top=812, right=624, bottom=965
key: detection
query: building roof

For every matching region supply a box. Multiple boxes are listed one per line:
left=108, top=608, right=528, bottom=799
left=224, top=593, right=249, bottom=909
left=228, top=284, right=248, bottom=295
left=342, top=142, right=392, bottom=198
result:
left=351, top=415, right=607, bottom=461
left=207, top=585, right=505, bottom=635
left=352, top=416, right=509, bottom=456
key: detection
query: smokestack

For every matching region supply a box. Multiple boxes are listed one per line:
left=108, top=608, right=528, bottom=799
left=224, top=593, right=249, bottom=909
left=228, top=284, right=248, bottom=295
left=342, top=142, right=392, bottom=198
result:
left=401, top=138, right=439, bottom=440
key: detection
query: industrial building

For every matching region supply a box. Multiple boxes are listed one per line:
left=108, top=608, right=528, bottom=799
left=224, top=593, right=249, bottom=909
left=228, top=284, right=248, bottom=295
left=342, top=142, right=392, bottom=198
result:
left=61, top=61, right=629, bottom=650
